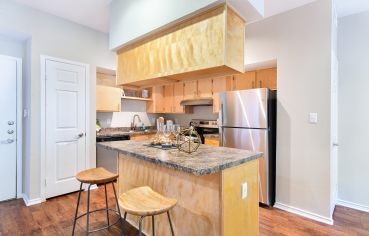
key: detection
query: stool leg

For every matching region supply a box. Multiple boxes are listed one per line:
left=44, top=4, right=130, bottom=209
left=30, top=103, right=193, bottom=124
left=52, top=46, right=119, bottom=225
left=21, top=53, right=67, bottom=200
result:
left=167, top=212, right=175, bottom=236
left=120, top=212, right=127, bottom=236
left=104, top=184, right=110, bottom=227
left=112, top=182, right=124, bottom=231
left=72, top=183, right=83, bottom=235
left=152, top=215, right=155, bottom=236
left=139, top=216, right=145, bottom=236
left=86, top=184, right=92, bottom=236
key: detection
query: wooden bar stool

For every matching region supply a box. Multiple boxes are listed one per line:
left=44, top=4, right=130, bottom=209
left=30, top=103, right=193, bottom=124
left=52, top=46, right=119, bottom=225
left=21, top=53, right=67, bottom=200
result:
left=119, top=186, right=177, bottom=236
left=72, top=167, right=123, bottom=235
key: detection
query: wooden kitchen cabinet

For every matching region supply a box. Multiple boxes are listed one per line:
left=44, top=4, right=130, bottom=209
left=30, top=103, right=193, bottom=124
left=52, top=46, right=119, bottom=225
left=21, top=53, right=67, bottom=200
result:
left=147, top=86, right=165, bottom=113
left=116, top=5, right=245, bottom=86
left=173, top=82, right=191, bottom=113
left=232, top=71, right=256, bottom=90
left=130, top=133, right=156, bottom=141
left=164, top=84, right=174, bottom=113
left=256, top=68, right=277, bottom=90
left=197, top=78, right=213, bottom=98
left=183, top=80, right=198, bottom=100
left=96, top=85, right=122, bottom=112
left=212, top=76, right=232, bottom=113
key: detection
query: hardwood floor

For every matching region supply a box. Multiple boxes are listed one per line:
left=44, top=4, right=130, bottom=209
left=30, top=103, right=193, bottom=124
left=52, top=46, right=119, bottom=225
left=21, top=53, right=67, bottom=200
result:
left=1, top=184, right=368, bottom=235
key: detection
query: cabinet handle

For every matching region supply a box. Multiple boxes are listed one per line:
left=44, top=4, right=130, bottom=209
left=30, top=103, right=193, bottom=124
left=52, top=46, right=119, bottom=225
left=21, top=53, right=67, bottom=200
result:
left=259, top=81, right=262, bottom=88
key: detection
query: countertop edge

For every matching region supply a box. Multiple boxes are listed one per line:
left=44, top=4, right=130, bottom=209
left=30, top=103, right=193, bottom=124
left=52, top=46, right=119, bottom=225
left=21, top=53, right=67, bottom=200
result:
left=97, top=142, right=262, bottom=176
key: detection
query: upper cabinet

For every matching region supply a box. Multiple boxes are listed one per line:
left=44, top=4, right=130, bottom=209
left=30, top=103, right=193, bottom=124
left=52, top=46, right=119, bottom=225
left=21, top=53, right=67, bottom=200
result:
left=96, top=85, right=122, bottom=112
left=116, top=5, right=245, bottom=86
left=256, top=68, right=277, bottom=90
left=233, top=71, right=256, bottom=90
left=232, top=68, right=277, bottom=91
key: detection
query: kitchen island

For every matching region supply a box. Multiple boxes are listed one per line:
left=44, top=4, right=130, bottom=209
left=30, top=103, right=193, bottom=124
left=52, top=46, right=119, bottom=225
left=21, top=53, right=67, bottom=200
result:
left=97, top=141, right=262, bottom=236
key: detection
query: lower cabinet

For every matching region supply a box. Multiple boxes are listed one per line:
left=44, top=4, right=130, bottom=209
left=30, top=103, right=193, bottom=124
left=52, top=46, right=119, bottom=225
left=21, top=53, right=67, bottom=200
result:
left=96, top=85, right=122, bottom=112
left=130, top=134, right=156, bottom=141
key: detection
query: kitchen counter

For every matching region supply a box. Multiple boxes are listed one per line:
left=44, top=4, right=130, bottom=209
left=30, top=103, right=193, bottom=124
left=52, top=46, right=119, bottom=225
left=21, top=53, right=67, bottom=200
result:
left=97, top=141, right=261, bottom=176
left=97, top=128, right=156, bottom=137
left=98, top=140, right=261, bottom=235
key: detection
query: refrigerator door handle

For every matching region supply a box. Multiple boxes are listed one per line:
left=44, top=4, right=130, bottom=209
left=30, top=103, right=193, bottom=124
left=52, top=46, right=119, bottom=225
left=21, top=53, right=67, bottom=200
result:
left=219, top=103, right=224, bottom=146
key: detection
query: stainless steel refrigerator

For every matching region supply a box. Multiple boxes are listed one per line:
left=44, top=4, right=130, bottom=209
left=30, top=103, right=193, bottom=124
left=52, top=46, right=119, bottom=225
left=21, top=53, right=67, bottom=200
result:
left=219, top=88, right=276, bottom=206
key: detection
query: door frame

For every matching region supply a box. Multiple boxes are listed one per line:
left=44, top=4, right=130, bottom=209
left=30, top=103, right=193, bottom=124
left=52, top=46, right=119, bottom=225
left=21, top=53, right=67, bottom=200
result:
left=0, top=55, right=23, bottom=199
left=40, top=55, right=90, bottom=202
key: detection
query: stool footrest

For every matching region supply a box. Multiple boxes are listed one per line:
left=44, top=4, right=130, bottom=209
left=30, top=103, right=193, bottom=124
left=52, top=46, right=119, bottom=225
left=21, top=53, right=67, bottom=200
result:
left=75, top=208, right=120, bottom=220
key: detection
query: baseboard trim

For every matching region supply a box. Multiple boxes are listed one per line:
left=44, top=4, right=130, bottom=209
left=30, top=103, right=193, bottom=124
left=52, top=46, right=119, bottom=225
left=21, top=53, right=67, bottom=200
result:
left=336, top=199, right=369, bottom=213
left=274, top=202, right=334, bottom=225
left=22, top=194, right=43, bottom=206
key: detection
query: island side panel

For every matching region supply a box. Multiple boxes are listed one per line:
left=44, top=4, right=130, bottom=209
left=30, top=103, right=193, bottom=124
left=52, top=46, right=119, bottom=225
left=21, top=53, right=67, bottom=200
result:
left=221, top=159, right=259, bottom=236
left=118, top=153, right=222, bottom=236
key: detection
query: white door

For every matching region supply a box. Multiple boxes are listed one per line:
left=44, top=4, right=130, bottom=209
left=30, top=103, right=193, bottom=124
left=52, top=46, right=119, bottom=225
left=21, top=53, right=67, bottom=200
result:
left=330, top=53, right=339, bottom=214
left=0, top=56, right=18, bottom=201
left=45, top=59, right=87, bottom=199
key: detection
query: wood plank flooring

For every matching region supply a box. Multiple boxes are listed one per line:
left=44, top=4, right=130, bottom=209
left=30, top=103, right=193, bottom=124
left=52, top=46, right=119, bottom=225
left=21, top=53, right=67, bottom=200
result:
left=0, top=184, right=368, bottom=235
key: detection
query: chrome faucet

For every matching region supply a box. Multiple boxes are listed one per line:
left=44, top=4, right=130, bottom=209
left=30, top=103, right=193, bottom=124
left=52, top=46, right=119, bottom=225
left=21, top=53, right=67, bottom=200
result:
left=131, top=114, right=142, bottom=131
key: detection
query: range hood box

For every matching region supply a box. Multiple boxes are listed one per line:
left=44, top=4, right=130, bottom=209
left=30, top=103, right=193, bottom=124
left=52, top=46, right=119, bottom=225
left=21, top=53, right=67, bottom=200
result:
left=180, top=98, right=213, bottom=106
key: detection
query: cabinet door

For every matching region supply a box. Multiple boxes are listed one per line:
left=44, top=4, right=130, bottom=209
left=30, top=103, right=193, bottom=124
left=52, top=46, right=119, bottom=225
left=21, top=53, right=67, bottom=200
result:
left=164, top=84, right=174, bottom=113
left=212, top=76, right=232, bottom=113
left=173, top=82, right=185, bottom=113
left=184, top=80, right=198, bottom=100
left=197, top=78, right=213, bottom=98
left=96, top=85, right=121, bottom=112
left=147, top=85, right=165, bottom=113
left=233, top=71, right=256, bottom=90
left=256, top=68, right=277, bottom=90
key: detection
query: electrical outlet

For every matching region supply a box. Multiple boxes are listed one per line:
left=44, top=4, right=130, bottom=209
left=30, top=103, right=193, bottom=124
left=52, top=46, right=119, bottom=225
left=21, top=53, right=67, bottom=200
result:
left=309, top=113, right=318, bottom=124
left=242, top=182, right=248, bottom=199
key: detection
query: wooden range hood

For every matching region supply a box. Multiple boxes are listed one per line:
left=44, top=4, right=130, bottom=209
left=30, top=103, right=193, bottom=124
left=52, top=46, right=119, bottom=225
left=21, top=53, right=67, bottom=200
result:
left=116, top=4, right=245, bottom=87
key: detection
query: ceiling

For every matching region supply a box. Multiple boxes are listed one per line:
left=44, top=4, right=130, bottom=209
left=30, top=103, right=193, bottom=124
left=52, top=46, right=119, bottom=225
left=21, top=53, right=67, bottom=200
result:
left=13, top=0, right=112, bottom=33
left=12, top=0, right=369, bottom=33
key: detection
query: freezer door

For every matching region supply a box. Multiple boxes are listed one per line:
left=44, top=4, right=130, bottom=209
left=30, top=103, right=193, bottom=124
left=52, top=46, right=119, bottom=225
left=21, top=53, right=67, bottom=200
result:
left=219, top=88, right=269, bottom=129
left=222, top=127, right=270, bottom=205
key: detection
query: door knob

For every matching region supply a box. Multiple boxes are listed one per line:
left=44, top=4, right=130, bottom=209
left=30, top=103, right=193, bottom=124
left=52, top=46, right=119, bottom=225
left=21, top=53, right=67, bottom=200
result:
left=1, top=139, right=14, bottom=144
left=8, top=130, right=14, bottom=134
left=8, top=121, right=14, bottom=125
left=77, top=133, right=84, bottom=138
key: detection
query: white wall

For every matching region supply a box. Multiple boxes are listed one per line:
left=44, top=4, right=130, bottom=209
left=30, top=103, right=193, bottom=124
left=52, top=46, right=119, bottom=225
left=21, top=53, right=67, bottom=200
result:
left=97, top=100, right=159, bottom=128
left=337, top=11, right=369, bottom=211
left=0, top=0, right=116, bottom=200
left=109, top=0, right=265, bottom=50
left=109, top=0, right=221, bottom=50
left=164, top=106, right=218, bottom=126
left=245, top=0, right=334, bottom=221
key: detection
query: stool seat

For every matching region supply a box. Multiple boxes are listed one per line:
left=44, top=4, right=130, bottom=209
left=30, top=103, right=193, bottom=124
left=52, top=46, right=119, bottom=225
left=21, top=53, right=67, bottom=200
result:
left=119, top=186, right=177, bottom=217
left=76, top=167, right=118, bottom=185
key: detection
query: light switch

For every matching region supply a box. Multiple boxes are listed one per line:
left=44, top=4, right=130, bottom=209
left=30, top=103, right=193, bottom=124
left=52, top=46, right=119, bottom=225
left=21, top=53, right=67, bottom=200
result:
left=309, top=113, right=318, bottom=124
left=242, top=182, right=248, bottom=199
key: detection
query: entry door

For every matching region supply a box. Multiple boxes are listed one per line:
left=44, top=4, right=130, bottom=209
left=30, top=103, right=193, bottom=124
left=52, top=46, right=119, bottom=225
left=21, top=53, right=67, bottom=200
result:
left=45, top=59, right=86, bottom=198
left=0, top=56, right=18, bottom=201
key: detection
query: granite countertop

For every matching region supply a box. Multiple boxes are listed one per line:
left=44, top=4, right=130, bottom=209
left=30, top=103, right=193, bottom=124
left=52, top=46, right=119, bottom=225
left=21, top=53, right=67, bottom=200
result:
left=97, top=127, right=156, bottom=137
left=97, top=141, right=262, bottom=176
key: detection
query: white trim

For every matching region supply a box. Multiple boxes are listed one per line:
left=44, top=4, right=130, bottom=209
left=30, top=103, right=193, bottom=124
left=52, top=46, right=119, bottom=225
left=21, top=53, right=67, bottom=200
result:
left=22, top=193, right=43, bottom=206
left=336, top=199, right=369, bottom=213
left=40, top=55, right=90, bottom=202
left=0, top=55, right=23, bottom=199
left=274, top=202, right=334, bottom=225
